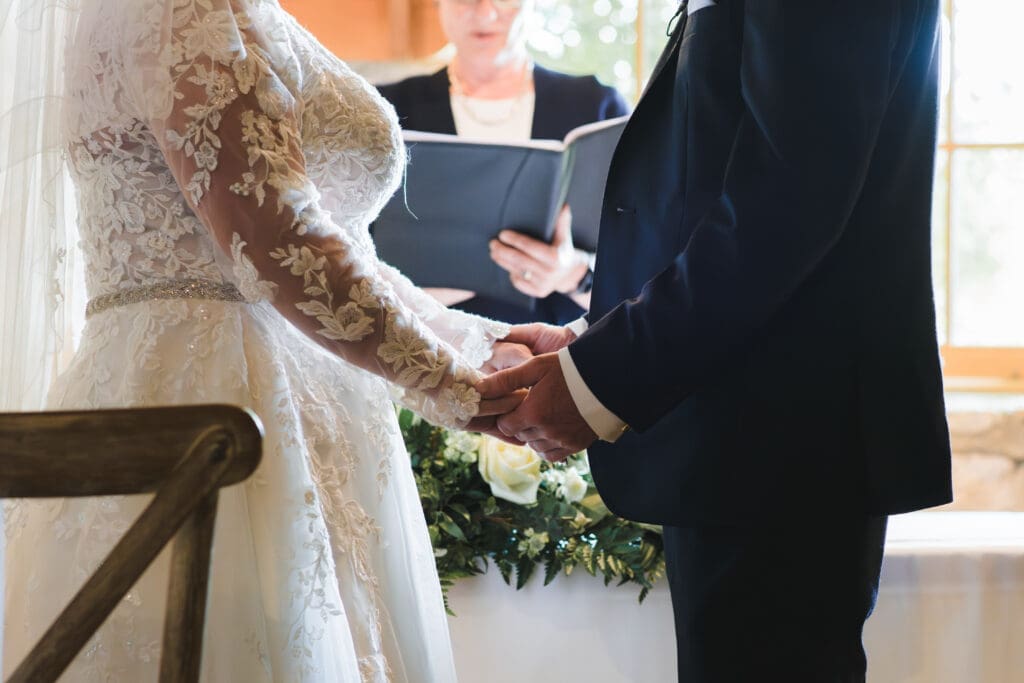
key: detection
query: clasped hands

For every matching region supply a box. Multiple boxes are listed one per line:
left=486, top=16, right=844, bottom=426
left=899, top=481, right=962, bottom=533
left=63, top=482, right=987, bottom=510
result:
left=468, top=323, right=598, bottom=462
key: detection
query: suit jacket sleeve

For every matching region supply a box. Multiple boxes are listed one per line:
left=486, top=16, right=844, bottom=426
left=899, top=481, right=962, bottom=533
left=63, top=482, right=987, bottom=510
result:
left=569, top=0, right=902, bottom=431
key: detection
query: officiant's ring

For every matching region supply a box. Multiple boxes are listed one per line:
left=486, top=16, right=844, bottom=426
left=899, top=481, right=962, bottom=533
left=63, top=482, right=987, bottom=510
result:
left=522, top=270, right=533, bottom=282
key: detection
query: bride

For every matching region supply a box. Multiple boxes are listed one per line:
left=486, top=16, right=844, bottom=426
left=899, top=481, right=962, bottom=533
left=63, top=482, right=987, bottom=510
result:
left=1, top=0, right=528, bottom=680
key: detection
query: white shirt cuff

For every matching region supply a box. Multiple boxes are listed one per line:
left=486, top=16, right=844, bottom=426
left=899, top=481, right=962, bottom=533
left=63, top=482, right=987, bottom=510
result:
left=557, top=346, right=628, bottom=443
left=566, top=316, right=589, bottom=338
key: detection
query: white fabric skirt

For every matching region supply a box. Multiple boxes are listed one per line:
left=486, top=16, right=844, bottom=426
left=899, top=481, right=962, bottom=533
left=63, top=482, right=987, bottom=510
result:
left=3, top=297, right=457, bottom=683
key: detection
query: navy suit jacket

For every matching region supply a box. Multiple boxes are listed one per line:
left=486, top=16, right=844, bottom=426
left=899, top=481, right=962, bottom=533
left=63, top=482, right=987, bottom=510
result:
left=572, top=0, right=953, bottom=525
left=377, top=65, right=629, bottom=324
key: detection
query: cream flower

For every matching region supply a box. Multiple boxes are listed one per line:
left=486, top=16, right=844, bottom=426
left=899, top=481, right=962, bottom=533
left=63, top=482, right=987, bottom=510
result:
left=232, top=52, right=259, bottom=94
left=111, top=240, right=132, bottom=264
left=477, top=436, right=542, bottom=505
left=140, top=231, right=174, bottom=260
left=444, top=431, right=481, bottom=464
left=378, top=323, right=428, bottom=369
left=300, top=300, right=374, bottom=342
left=379, top=320, right=447, bottom=389
left=255, top=72, right=293, bottom=120
left=179, top=9, right=243, bottom=62
left=518, top=528, right=550, bottom=559
left=541, top=468, right=565, bottom=488
left=231, top=233, right=277, bottom=302
left=560, top=467, right=588, bottom=504
left=193, top=141, right=219, bottom=173
left=349, top=279, right=381, bottom=309
left=439, top=382, right=480, bottom=424
left=275, top=244, right=326, bottom=283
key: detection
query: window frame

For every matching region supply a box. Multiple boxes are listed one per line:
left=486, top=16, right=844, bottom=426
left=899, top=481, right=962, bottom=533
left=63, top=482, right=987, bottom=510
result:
left=934, top=0, right=1023, bottom=391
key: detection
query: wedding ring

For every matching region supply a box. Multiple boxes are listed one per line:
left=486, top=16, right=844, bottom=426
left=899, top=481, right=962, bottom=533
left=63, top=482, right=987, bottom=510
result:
left=522, top=270, right=532, bottom=282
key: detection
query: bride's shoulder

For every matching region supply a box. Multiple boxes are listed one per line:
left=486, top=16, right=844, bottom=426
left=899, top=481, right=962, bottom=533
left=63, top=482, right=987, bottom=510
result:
left=94, top=0, right=283, bottom=33
left=86, top=0, right=296, bottom=66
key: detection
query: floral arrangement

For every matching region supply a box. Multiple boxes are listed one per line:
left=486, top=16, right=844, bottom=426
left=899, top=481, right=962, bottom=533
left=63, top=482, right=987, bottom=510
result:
left=399, top=408, right=666, bottom=611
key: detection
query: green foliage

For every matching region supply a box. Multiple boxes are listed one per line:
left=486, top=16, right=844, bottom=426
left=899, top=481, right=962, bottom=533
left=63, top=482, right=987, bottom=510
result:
left=400, top=408, right=666, bottom=614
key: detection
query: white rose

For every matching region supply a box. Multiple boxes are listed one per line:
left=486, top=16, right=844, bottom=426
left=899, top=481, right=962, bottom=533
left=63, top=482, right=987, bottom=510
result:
left=561, top=467, right=589, bottom=504
left=477, top=436, right=542, bottom=505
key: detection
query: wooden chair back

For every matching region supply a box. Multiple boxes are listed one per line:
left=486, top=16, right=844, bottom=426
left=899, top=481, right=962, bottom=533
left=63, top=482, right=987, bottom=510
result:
left=0, top=404, right=263, bottom=683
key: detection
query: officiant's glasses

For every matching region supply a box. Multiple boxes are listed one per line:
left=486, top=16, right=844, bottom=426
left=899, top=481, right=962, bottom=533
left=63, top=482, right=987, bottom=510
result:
left=449, top=0, right=523, bottom=10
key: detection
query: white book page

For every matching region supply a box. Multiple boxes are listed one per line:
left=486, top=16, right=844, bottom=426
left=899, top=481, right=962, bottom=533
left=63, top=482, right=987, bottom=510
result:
left=560, top=114, right=631, bottom=147
left=403, top=114, right=631, bottom=152
left=402, top=129, right=564, bottom=151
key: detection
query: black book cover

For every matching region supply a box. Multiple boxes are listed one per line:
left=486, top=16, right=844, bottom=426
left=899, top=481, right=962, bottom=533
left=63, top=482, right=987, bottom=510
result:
left=373, top=116, right=628, bottom=308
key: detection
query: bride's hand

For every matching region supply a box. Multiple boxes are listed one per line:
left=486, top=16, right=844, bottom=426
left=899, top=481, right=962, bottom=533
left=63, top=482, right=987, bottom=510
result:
left=466, top=388, right=528, bottom=443
left=481, top=341, right=533, bottom=373
left=504, top=323, right=577, bottom=355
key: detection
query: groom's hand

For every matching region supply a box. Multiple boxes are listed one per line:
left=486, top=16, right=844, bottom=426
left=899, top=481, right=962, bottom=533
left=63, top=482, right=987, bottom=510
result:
left=466, top=388, right=529, bottom=444
left=504, top=323, right=577, bottom=355
left=475, top=353, right=597, bottom=462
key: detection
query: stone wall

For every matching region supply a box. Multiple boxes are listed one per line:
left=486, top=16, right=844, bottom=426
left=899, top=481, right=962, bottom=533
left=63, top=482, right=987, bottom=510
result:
left=943, top=411, right=1024, bottom=510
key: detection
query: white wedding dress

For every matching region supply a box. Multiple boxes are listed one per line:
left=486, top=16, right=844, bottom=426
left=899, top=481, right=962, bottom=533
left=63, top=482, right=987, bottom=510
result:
left=2, top=1, right=508, bottom=681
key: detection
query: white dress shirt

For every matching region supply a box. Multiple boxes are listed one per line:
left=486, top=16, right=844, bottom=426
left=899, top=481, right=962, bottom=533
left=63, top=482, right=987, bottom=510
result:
left=557, top=318, right=629, bottom=442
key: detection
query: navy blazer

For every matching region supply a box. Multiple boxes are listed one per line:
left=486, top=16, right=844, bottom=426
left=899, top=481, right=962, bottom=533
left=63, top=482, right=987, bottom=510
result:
left=377, top=65, right=629, bottom=324
left=571, top=0, right=953, bottom=525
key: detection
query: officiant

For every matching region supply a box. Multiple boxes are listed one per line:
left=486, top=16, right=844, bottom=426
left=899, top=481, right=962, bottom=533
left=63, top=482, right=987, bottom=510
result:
left=377, top=0, right=629, bottom=325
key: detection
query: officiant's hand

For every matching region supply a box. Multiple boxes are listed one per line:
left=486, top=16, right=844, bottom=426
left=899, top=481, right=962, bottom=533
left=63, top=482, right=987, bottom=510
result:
left=475, top=353, right=597, bottom=462
left=490, top=206, right=591, bottom=299
left=503, top=323, right=577, bottom=355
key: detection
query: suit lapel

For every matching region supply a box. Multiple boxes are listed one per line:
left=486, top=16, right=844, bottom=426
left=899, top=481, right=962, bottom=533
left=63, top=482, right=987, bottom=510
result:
left=639, top=1, right=689, bottom=101
left=605, top=0, right=687, bottom=177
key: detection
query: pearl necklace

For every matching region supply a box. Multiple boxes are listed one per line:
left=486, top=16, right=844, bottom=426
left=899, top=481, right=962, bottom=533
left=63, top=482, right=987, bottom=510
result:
left=448, top=62, right=535, bottom=127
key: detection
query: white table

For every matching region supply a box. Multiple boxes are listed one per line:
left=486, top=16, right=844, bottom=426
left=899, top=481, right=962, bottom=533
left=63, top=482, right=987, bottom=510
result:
left=865, top=512, right=1024, bottom=683
left=447, top=512, right=1024, bottom=682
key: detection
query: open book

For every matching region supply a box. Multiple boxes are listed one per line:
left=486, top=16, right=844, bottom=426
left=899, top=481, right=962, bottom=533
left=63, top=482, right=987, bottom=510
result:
left=372, top=115, right=629, bottom=308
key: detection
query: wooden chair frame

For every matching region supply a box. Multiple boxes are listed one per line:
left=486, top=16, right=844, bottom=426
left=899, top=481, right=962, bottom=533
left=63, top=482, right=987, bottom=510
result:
left=0, top=404, right=263, bottom=683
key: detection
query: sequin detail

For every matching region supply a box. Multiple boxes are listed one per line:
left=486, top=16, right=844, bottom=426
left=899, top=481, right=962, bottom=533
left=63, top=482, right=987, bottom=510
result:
left=85, top=279, right=245, bottom=317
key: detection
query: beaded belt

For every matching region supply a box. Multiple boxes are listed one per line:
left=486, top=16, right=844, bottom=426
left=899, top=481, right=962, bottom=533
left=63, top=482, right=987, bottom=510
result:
left=86, top=279, right=245, bottom=318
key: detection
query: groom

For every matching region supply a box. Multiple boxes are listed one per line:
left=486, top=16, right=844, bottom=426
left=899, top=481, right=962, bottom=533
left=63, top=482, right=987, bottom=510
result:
left=476, top=0, right=952, bottom=680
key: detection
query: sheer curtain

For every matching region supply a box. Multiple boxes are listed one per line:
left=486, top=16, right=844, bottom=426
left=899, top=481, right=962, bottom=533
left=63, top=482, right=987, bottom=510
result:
left=0, top=0, right=82, bottom=671
left=0, top=0, right=82, bottom=414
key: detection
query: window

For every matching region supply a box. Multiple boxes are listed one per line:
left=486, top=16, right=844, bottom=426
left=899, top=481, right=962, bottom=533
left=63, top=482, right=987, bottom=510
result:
left=528, top=0, right=682, bottom=101
left=933, top=0, right=1024, bottom=390
left=530, top=0, right=1024, bottom=391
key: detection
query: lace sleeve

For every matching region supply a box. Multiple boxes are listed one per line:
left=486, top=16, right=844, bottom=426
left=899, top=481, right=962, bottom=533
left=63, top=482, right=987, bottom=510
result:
left=375, top=261, right=510, bottom=369
left=121, top=0, right=483, bottom=429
